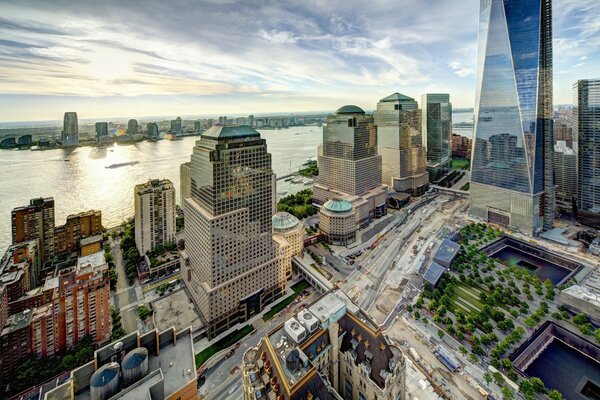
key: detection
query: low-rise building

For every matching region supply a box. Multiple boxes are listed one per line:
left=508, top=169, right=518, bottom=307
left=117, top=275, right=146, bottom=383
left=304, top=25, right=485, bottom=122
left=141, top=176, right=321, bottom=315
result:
left=44, top=327, right=198, bottom=400
left=433, top=239, right=461, bottom=268
left=141, top=250, right=180, bottom=281
left=319, top=199, right=358, bottom=246
left=272, top=212, right=305, bottom=280
left=241, top=289, right=406, bottom=400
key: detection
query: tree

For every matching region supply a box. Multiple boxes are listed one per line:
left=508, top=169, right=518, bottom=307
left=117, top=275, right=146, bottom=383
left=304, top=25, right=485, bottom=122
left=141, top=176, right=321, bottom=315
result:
left=502, top=387, right=515, bottom=400
left=137, top=304, right=151, bottom=321
left=437, top=329, right=445, bottom=339
left=484, top=371, right=492, bottom=385
left=548, top=390, right=564, bottom=400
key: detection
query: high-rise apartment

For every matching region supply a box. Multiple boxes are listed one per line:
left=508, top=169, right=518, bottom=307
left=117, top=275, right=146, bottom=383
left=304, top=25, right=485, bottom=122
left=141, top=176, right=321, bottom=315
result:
left=53, top=210, right=103, bottom=257
left=554, top=141, right=577, bottom=211
left=470, top=0, right=554, bottom=234
left=573, top=79, right=600, bottom=228
left=127, top=118, right=139, bottom=135
left=134, top=179, right=176, bottom=255
left=241, top=289, right=406, bottom=400
left=146, top=122, right=159, bottom=139
left=373, top=93, right=429, bottom=195
left=171, top=116, right=182, bottom=134
left=61, top=112, right=78, bottom=147
left=95, top=122, right=108, bottom=139
left=182, top=125, right=285, bottom=338
left=554, top=117, right=573, bottom=148
left=11, top=197, right=55, bottom=264
left=422, top=94, right=452, bottom=182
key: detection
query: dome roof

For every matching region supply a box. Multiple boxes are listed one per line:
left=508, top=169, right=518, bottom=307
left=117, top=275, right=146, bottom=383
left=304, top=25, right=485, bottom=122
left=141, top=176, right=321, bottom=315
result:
left=202, top=125, right=260, bottom=140
left=272, top=212, right=300, bottom=232
left=335, top=105, right=365, bottom=115
left=323, top=198, right=353, bottom=213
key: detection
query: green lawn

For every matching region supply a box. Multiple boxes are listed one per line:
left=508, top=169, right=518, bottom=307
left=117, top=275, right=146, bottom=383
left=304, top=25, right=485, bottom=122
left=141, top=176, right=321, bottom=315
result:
left=452, top=158, right=470, bottom=170
left=447, top=283, right=485, bottom=315
left=262, top=280, right=310, bottom=321
left=460, top=183, right=470, bottom=191
left=195, top=324, right=254, bottom=368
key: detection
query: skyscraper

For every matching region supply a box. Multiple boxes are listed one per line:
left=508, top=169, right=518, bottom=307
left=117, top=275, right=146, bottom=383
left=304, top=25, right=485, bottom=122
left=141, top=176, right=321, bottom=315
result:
left=469, top=0, right=554, bottom=234
left=95, top=122, right=108, bottom=139
left=127, top=118, right=138, bottom=135
left=573, top=79, right=600, bottom=228
left=134, top=179, right=176, bottom=255
left=313, top=106, right=387, bottom=243
left=373, top=93, right=429, bottom=195
left=171, top=116, right=182, bottom=134
left=11, top=197, right=55, bottom=264
left=61, top=112, right=78, bottom=147
left=422, top=94, right=452, bottom=182
left=182, top=125, right=285, bottom=338
left=554, top=141, right=577, bottom=212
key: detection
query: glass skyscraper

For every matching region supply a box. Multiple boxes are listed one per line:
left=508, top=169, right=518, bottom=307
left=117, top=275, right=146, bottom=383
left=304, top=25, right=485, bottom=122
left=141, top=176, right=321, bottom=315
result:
left=422, top=94, right=452, bottom=182
left=574, top=79, right=600, bottom=228
left=470, top=0, right=554, bottom=234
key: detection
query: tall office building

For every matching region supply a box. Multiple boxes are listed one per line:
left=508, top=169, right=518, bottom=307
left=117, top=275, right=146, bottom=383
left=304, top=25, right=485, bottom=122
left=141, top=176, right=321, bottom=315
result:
left=127, top=118, right=138, bottom=135
left=470, top=0, right=554, bottom=234
left=11, top=197, right=55, bottom=264
left=134, top=179, right=176, bottom=255
left=182, top=125, right=285, bottom=338
left=574, top=79, right=600, bottom=228
left=180, top=162, right=191, bottom=208
left=554, top=117, right=573, bottom=148
left=554, top=141, right=577, bottom=211
left=314, top=106, right=387, bottom=245
left=61, top=112, right=78, bottom=147
left=373, top=93, right=429, bottom=195
left=95, top=122, right=108, bottom=139
left=147, top=122, right=159, bottom=139
left=422, top=94, right=452, bottom=181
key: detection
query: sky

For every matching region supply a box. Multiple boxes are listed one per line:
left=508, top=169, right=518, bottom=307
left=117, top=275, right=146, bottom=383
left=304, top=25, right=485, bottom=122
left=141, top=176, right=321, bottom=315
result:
left=0, top=0, right=599, bottom=122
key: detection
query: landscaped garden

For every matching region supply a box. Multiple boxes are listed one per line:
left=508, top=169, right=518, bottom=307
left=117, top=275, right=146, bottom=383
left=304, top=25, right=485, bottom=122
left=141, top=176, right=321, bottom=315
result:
left=195, top=324, right=254, bottom=367
left=262, top=280, right=310, bottom=321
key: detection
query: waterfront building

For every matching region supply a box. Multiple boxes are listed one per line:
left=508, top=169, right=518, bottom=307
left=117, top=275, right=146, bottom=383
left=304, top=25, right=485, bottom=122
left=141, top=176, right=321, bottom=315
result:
left=180, top=162, right=191, bottom=209
left=574, top=79, right=600, bottom=228
left=134, top=179, right=176, bottom=255
left=61, top=112, right=78, bottom=147
left=0, top=310, right=32, bottom=384
left=53, top=210, right=103, bottom=257
left=469, top=0, right=554, bottom=234
left=147, top=122, right=159, bottom=139
left=182, top=125, right=286, bottom=339
left=373, top=93, right=429, bottom=194
left=194, top=120, right=202, bottom=133
left=452, top=134, right=472, bottom=160
left=44, top=327, right=198, bottom=400
left=554, top=141, right=577, bottom=211
left=11, top=197, right=55, bottom=264
left=249, top=114, right=255, bottom=127
left=127, top=118, right=139, bottom=135
left=241, top=289, right=406, bottom=400
left=314, top=106, right=387, bottom=243
left=171, top=116, right=182, bottom=134
left=422, top=93, right=452, bottom=182
left=95, top=122, right=108, bottom=139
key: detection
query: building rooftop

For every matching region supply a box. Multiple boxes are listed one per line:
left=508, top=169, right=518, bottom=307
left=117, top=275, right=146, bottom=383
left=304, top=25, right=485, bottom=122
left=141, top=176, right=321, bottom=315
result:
left=335, top=105, right=365, bottom=115
left=2, top=309, right=33, bottom=334
left=322, top=198, right=353, bottom=214
left=433, top=239, right=461, bottom=265
left=202, top=124, right=261, bottom=140
left=80, top=235, right=103, bottom=247
left=423, top=262, right=447, bottom=287
left=76, top=251, right=107, bottom=275
left=379, top=92, right=415, bottom=103
left=272, top=212, right=300, bottom=232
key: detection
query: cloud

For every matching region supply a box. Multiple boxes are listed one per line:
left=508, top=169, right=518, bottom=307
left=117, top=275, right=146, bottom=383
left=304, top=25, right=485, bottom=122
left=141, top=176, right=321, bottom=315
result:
left=449, top=61, right=475, bottom=77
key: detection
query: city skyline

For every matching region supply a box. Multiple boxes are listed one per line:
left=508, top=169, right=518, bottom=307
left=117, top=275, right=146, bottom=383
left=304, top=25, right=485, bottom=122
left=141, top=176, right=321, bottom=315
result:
left=1, top=0, right=599, bottom=122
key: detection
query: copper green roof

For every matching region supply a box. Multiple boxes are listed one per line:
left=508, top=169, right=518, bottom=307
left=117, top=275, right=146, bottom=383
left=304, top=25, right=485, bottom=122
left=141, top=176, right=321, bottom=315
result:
left=379, top=92, right=414, bottom=102
left=323, top=198, right=353, bottom=213
left=202, top=125, right=261, bottom=140
left=272, top=212, right=300, bottom=232
left=335, top=105, right=365, bottom=115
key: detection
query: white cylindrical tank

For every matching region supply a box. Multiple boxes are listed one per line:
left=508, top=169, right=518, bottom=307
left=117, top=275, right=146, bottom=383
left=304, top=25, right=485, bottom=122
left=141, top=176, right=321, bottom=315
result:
left=121, top=347, right=149, bottom=386
left=90, top=362, right=120, bottom=400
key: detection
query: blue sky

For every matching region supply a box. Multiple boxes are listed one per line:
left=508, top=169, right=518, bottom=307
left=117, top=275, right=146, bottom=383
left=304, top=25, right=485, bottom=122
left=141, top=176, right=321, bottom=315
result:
left=0, top=0, right=598, bottom=121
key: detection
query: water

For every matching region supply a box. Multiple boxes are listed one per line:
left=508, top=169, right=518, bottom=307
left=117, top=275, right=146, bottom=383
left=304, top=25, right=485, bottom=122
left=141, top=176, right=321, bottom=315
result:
left=0, top=126, right=322, bottom=251
left=525, top=339, right=600, bottom=400
left=489, top=246, right=571, bottom=285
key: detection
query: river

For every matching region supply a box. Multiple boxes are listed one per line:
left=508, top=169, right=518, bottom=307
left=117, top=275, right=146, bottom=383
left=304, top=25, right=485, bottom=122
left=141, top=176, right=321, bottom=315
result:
left=0, top=126, right=322, bottom=251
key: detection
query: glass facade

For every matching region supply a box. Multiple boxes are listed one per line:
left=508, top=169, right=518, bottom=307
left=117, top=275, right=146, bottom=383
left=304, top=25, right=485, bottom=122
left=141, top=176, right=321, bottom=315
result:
left=574, top=80, right=600, bottom=216
left=422, top=94, right=452, bottom=181
left=470, top=0, right=554, bottom=233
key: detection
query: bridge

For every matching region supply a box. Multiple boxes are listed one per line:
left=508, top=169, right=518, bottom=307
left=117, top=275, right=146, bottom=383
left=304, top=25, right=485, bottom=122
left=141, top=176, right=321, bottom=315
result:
left=291, top=255, right=333, bottom=294
left=0, top=134, right=32, bottom=148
